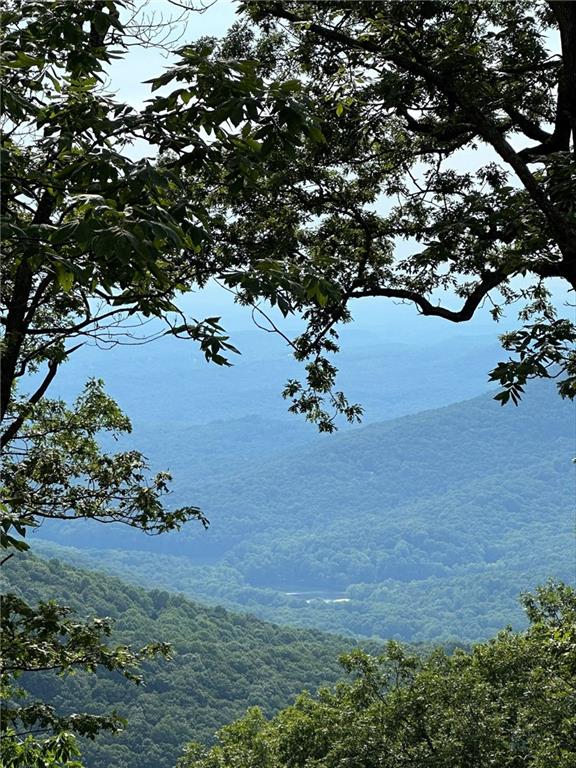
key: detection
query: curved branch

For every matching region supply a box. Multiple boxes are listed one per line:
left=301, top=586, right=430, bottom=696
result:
left=504, top=105, right=553, bottom=144
left=350, top=270, right=505, bottom=323
left=1, top=361, right=59, bottom=450
left=517, top=71, right=572, bottom=160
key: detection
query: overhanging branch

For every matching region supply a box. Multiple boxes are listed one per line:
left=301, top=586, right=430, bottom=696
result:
left=349, top=270, right=505, bottom=323
left=261, top=6, right=576, bottom=261
left=0, top=344, right=81, bottom=450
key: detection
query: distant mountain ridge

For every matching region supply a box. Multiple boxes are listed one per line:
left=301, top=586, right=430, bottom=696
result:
left=38, top=330, right=503, bottom=427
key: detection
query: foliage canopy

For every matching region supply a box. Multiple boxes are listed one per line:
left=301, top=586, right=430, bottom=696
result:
left=2, top=0, right=575, bottom=765
left=202, top=0, right=576, bottom=414
left=178, top=582, right=576, bottom=768
left=0, top=0, right=314, bottom=760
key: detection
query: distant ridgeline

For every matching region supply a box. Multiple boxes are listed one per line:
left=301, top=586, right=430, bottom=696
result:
left=45, top=330, right=504, bottom=427
left=2, top=555, right=369, bottom=768
left=34, top=379, right=575, bottom=643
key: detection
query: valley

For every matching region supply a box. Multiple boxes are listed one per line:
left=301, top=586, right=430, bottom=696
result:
left=3, top=2, right=576, bottom=767
left=32, top=376, right=574, bottom=643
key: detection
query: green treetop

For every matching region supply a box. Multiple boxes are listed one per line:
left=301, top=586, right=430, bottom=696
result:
left=178, top=582, right=576, bottom=768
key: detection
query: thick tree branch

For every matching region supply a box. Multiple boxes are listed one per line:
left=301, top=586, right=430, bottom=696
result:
left=548, top=2, right=576, bottom=152
left=1, top=259, right=34, bottom=422
left=504, top=105, right=552, bottom=144
left=1, top=193, right=55, bottom=421
left=397, top=107, right=476, bottom=143
left=349, top=270, right=505, bottom=322
left=0, top=343, right=80, bottom=450
left=517, top=72, right=571, bottom=160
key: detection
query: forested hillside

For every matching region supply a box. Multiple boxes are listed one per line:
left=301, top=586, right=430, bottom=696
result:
left=178, top=583, right=576, bottom=768
left=36, top=380, right=574, bottom=642
left=4, top=2, right=576, bottom=767
left=2, top=555, right=364, bottom=768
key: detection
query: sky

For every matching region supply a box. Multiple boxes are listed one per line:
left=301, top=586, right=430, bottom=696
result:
left=108, top=0, right=238, bottom=109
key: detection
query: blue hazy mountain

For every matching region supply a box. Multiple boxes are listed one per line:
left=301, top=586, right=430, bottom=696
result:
left=31, top=287, right=510, bottom=429
left=34, top=378, right=574, bottom=642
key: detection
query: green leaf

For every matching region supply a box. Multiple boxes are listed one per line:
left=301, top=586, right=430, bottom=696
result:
left=92, top=11, right=111, bottom=35
left=54, top=262, right=74, bottom=292
left=49, top=221, right=78, bottom=245
left=4, top=52, right=44, bottom=69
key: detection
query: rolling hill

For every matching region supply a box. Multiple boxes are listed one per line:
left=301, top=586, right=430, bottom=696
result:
left=2, top=554, right=363, bottom=768
left=34, top=379, right=575, bottom=642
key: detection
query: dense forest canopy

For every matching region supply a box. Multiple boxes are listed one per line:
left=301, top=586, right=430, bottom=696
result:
left=1, top=1, right=575, bottom=766
left=2, top=554, right=366, bottom=768
left=177, top=582, right=576, bottom=768
left=35, top=381, right=574, bottom=643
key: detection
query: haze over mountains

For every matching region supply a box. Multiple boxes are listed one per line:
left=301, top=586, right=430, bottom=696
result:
left=6, top=2, right=576, bottom=765
left=12, top=303, right=576, bottom=767
left=43, top=324, right=506, bottom=426
left=34, top=326, right=575, bottom=643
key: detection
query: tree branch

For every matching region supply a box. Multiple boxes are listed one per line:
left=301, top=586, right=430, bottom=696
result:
left=262, top=6, right=576, bottom=261
left=504, top=105, right=552, bottom=144
left=0, top=344, right=81, bottom=450
left=548, top=2, right=576, bottom=152
left=517, top=71, right=571, bottom=160
left=350, top=270, right=505, bottom=322
left=1, top=193, right=55, bottom=421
